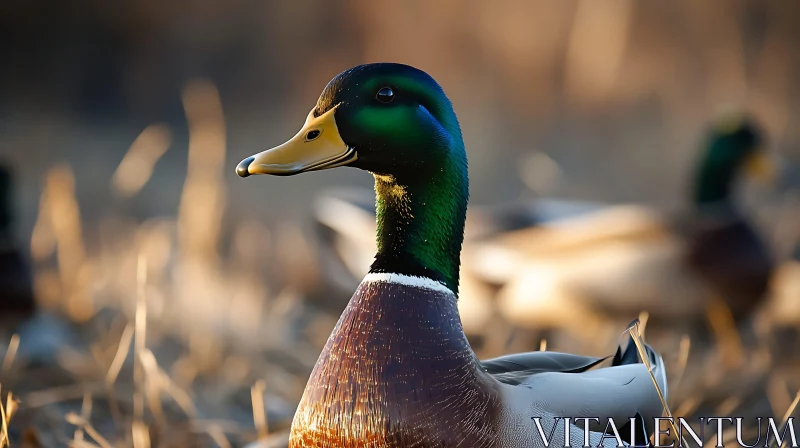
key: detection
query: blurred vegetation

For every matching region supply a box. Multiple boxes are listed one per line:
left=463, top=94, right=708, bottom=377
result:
left=0, top=1, right=799, bottom=447
left=3, top=1, right=800, bottom=227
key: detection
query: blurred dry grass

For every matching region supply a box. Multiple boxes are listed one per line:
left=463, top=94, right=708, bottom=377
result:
left=1, top=77, right=797, bottom=446
left=4, top=80, right=311, bottom=447
left=0, top=1, right=799, bottom=447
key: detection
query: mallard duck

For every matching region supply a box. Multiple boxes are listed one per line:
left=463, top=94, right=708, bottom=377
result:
left=466, top=116, right=776, bottom=341
left=0, top=162, right=36, bottom=322
left=237, top=63, right=666, bottom=447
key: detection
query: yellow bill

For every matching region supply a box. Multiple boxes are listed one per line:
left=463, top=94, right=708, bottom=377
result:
left=236, top=106, right=356, bottom=177
left=744, top=150, right=775, bottom=184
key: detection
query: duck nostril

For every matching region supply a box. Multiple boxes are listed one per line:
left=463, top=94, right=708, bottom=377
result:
left=305, top=130, right=321, bottom=141
left=236, top=156, right=255, bottom=178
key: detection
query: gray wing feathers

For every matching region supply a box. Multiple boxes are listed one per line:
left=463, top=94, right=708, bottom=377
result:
left=523, top=363, right=663, bottom=434
left=482, top=351, right=609, bottom=385
left=489, top=329, right=668, bottom=441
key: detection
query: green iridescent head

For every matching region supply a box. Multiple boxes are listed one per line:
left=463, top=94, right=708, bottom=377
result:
left=238, top=63, right=469, bottom=292
left=693, top=114, right=773, bottom=205
left=319, top=63, right=463, bottom=176
left=237, top=63, right=464, bottom=178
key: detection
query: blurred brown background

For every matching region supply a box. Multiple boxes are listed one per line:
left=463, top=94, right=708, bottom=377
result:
left=1, top=1, right=800, bottom=446
left=3, top=1, right=800, bottom=234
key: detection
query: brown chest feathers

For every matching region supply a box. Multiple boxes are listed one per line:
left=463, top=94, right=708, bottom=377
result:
left=289, top=279, right=502, bottom=448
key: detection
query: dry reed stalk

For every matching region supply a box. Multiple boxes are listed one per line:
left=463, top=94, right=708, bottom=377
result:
left=767, top=375, right=791, bottom=425
left=159, top=373, right=197, bottom=419
left=705, top=296, right=744, bottom=369
left=24, top=383, right=106, bottom=409
left=106, top=324, right=134, bottom=385
left=1, top=335, right=19, bottom=377
left=44, top=165, right=92, bottom=321
left=64, top=412, right=112, bottom=448
left=30, top=184, right=55, bottom=263
left=673, top=335, right=691, bottom=390
left=136, top=347, right=198, bottom=421
left=178, top=79, right=227, bottom=266
left=112, top=124, right=172, bottom=198
left=0, top=389, right=20, bottom=448
left=780, top=390, right=800, bottom=429
left=134, top=255, right=148, bottom=423
left=0, top=386, right=8, bottom=448
left=131, top=421, right=150, bottom=448
left=205, top=424, right=232, bottom=448
left=173, top=78, right=230, bottom=370
left=251, top=380, right=268, bottom=440
left=72, top=393, right=92, bottom=444
left=626, top=321, right=682, bottom=446
left=637, top=311, right=649, bottom=339
left=138, top=349, right=164, bottom=423
left=767, top=390, right=800, bottom=448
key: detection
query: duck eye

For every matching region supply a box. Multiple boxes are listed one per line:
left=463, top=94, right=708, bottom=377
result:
left=305, top=130, right=321, bottom=141
left=376, top=87, right=394, bottom=103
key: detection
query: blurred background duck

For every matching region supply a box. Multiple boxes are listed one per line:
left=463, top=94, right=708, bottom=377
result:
left=0, top=161, right=83, bottom=365
left=464, top=115, right=777, bottom=347
left=0, top=162, right=36, bottom=330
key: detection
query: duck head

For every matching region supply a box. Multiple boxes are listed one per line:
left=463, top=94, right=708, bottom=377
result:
left=238, top=63, right=468, bottom=292
left=693, top=114, right=774, bottom=206
left=237, top=63, right=463, bottom=178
